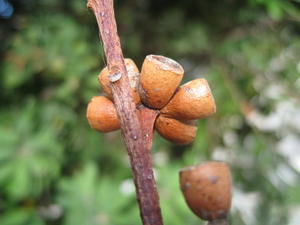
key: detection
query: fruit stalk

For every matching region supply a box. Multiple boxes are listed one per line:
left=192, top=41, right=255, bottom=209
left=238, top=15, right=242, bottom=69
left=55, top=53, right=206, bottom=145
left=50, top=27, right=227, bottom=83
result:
left=207, top=218, right=229, bottom=225
left=87, top=0, right=163, bottom=225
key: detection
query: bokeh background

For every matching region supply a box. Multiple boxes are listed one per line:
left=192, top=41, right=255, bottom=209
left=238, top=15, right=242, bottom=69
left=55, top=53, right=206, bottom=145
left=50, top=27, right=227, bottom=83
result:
left=1, top=0, right=300, bottom=224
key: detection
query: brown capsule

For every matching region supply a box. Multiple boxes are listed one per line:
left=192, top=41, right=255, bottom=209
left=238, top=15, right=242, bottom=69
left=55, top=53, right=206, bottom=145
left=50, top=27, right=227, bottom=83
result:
left=155, top=115, right=197, bottom=145
left=179, top=161, right=232, bottom=222
left=98, top=58, right=141, bottom=104
left=139, top=55, right=184, bottom=109
left=86, top=96, right=120, bottom=132
left=161, top=78, right=216, bottom=120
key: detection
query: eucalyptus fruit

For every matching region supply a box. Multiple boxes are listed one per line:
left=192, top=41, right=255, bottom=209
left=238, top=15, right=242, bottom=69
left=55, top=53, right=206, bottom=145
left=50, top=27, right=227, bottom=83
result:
left=139, top=55, right=184, bottom=109
left=98, top=58, right=141, bottom=104
left=86, top=96, right=120, bottom=132
left=155, top=115, right=197, bottom=145
left=180, top=161, right=232, bottom=225
left=87, top=55, right=216, bottom=145
left=161, top=78, right=216, bottom=120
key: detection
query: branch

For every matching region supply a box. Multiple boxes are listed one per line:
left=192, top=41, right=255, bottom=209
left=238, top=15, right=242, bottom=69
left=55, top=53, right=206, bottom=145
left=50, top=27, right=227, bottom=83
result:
left=87, top=0, right=163, bottom=224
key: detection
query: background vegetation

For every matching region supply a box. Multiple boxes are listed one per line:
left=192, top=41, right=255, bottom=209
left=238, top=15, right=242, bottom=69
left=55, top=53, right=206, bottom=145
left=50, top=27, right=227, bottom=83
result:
left=1, top=0, right=300, bottom=224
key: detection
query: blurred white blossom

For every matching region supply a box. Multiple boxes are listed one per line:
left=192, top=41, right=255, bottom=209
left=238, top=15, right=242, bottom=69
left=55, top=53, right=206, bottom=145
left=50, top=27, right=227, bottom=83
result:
left=119, top=179, right=135, bottom=196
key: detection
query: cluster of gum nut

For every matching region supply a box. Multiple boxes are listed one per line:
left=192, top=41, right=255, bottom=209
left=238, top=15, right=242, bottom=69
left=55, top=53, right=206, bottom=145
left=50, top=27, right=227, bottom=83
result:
left=86, top=55, right=232, bottom=225
left=87, top=55, right=216, bottom=145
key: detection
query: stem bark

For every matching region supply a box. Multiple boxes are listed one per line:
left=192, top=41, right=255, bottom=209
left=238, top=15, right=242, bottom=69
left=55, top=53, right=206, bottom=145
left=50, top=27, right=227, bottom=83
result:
left=87, top=1, right=163, bottom=225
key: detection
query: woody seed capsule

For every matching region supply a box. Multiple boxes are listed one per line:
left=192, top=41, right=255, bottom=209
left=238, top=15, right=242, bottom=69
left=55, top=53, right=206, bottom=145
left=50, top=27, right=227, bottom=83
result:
left=179, top=161, right=232, bottom=222
left=155, top=115, right=197, bottom=145
left=161, top=78, right=216, bottom=120
left=98, top=58, right=141, bottom=104
left=139, top=55, right=184, bottom=109
left=86, top=96, right=120, bottom=132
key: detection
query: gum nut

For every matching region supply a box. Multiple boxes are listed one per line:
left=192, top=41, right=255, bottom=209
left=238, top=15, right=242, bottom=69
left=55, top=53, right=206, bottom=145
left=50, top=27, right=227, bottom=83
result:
left=161, top=78, right=216, bottom=120
left=179, top=162, right=232, bottom=221
left=86, top=96, right=120, bottom=132
left=98, top=58, right=141, bottom=104
left=155, top=115, right=197, bottom=145
left=139, top=54, right=184, bottom=109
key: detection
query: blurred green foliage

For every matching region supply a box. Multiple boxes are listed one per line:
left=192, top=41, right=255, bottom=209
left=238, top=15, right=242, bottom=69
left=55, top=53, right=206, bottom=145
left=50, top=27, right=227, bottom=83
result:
left=1, top=0, right=300, bottom=225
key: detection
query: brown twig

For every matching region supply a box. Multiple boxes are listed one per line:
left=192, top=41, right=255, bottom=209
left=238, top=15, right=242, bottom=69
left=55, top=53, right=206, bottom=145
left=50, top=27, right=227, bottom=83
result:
left=138, top=106, right=159, bottom=150
left=87, top=0, right=163, bottom=224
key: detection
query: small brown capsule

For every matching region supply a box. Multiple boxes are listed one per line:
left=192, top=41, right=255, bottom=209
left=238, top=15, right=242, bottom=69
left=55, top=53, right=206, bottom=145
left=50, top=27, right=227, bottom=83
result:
left=98, top=58, right=141, bottom=104
left=155, top=115, right=197, bottom=145
left=161, top=78, right=216, bottom=120
left=86, top=96, right=120, bottom=132
left=179, top=162, right=232, bottom=222
left=139, top=55, right=184, bottom=109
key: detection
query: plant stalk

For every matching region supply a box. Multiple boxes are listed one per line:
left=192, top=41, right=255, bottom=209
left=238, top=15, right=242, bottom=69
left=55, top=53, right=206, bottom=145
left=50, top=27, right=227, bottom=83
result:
left=87, top=0, right=163, bottom=224
left=207, top=218, right=229, bottom=225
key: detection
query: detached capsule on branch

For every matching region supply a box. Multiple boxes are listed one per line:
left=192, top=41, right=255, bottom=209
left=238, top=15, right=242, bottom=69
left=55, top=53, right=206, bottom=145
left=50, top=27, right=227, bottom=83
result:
left=155, top=115, right=197, bottom=145
left=179, top=161, right=232, bottom=225
left=139, top=55, right=184, bottom=109
left=86, top=96, right=120, bottom=132
left=161, top=78, right=216, bottom=120
left=98, top=58, right=141, bottom=104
